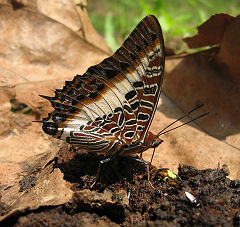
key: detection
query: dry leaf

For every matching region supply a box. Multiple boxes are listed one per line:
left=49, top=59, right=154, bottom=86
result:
left=162, top=14, right=240, bottom=166
left=0, top=163, right=73, bottom=221
left=183, top=14, right=234, bottom=48
left=0, top=4, right=239, bottom=223
left=0, top=3, right=109, bottom=191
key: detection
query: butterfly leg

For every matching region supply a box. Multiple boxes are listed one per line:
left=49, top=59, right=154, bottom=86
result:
left=90, top=156, right=114, bottom=188
left=126, top=156, right=155, bottom=189
left=146, top=164, right=155, bottom=189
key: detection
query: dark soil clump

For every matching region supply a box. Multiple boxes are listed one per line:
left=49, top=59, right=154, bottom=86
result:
left=1, top=145, right=240, bottom=226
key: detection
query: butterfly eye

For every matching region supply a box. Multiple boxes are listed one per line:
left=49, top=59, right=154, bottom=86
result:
left=42, top=122, right=58, bottom=135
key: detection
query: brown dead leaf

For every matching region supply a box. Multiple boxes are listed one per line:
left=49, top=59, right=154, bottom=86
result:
left=1, top=0, right=110, bottom=53
left=163, top=49, right=240, bottom=147
left=160, top=14, right=240, bottom=168
left=0, top=163, right=73, bottom=222
left=217, top=15, right=240, bottom=75
left=0, top=2, right=109, bottom=193
left=184, top=13, right=240, bottom=76
left=1, top=4, right=240, bottom=222
left=0, top=2, right=111, bottom=220
left=183, top=14, right=234, bottom=48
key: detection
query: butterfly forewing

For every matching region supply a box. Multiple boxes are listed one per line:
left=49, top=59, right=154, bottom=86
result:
left=40, top=15, right=165, bottom=156
left=103, top=16, right=165, bottom=142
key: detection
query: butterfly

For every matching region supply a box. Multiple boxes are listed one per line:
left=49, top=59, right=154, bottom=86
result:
left=37, top=15, right=165, bottom=166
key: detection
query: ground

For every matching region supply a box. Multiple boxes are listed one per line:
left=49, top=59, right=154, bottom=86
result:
left=1, top=145, right=240, bottom=226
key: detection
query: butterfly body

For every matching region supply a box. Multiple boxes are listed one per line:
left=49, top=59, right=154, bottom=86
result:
left=40, top=15, right=165, bottom=158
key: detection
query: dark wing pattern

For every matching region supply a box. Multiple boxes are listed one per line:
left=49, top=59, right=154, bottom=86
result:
left=40, top=15, right=165, bottom=156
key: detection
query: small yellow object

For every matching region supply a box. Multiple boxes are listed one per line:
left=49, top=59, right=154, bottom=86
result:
left=150, top=168, right=178, bottom=180
left=167, top=169, right=177, bottom=179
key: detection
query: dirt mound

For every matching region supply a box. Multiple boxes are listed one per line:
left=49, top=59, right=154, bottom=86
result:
left=1, top=145, right=239, bottom=226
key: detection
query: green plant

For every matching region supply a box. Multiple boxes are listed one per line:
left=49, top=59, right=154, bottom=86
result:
left=85, top=0, right=240, bottom=52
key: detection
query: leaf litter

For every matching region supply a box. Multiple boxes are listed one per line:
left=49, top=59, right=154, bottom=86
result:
left=0, top=1, right=239, bottom=225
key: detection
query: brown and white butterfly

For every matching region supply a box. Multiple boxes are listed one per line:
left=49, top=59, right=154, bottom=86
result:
left=38, top=15, right=165, bottom=160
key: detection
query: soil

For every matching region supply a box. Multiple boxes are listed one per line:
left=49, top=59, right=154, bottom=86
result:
left=1, top=145, right=240, bottom=226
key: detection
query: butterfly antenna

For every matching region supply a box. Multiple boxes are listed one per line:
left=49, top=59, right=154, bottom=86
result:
left=157, top=104, right=204, bottom=137
left=32, top=120, right=45, bottom=123
left=151, top=106, right=208, bottom=167
left=158, top=111, right=209, bottom=136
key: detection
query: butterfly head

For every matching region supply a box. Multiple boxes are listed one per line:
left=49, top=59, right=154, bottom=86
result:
left=152, top=137, right=163, bottom=148
left=145, top=131, right=163, bottom=149
left=36, top=111, right=66, bottom=138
